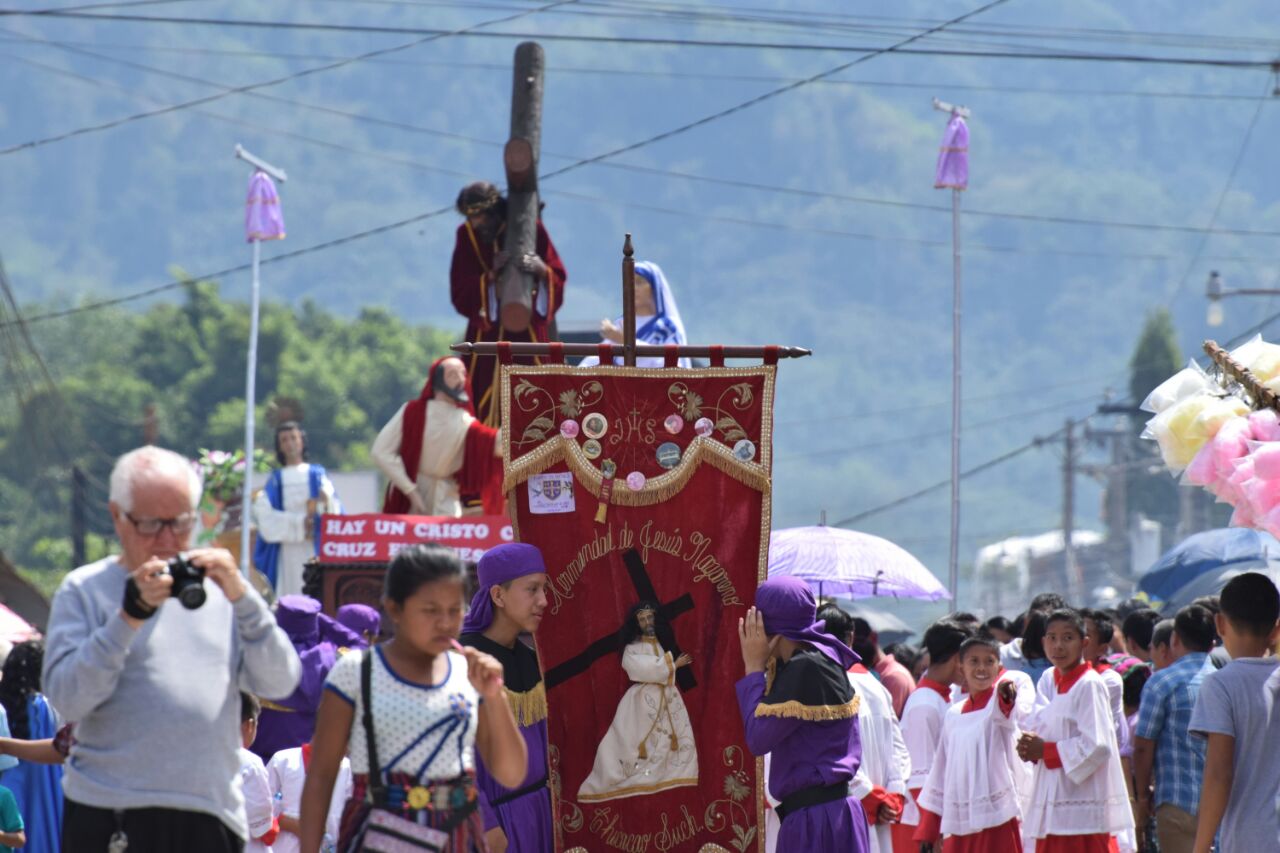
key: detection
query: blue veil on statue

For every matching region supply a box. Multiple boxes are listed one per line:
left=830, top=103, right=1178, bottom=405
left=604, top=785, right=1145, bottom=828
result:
left=581, top=261, right=690, bottom=368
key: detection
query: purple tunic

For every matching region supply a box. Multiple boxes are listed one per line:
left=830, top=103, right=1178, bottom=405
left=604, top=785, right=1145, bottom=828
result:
left=253, top=595, right=342, bottom=761
left=736, top=648, right=870, bottom=853
left=461, top=632, right=553, bottom=853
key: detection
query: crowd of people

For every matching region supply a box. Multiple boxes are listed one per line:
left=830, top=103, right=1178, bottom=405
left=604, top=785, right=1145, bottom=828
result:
left=0, top=439, right=1277, bottom=852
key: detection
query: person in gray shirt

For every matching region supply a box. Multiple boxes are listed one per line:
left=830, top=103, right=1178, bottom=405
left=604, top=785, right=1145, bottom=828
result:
left=43, top=446, right=301, bottom=852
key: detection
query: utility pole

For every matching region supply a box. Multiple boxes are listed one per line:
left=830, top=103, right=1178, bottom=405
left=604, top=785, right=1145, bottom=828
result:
left=70, top=464, right=87, bottom=567
left=143, top=403, right=158, bottom=445
left=499, top=41, right=545, bottom=334
left=1063, top=418, right=1079, bottom=601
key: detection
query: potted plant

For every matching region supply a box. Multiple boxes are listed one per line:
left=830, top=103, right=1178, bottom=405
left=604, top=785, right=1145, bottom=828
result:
left=194, top=448, right=272, bottom=545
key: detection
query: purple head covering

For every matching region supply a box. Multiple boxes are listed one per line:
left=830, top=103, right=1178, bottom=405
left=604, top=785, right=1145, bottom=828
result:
left=756, top=577, right=859, bottom=670
left=337, top=603, right=382, bottom=639
left=276, top=594, right=322, bottom=649
left=245, top=170, right=286, bottom=242
left=461, top=543, right=548, bottom=634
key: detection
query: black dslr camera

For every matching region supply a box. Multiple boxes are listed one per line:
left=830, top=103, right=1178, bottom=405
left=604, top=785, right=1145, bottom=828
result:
left=167, top=553, right=207, bottom=610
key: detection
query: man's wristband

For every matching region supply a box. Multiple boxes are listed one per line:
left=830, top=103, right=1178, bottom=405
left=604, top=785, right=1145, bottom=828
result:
left=123, top=578, right=158, bottom=620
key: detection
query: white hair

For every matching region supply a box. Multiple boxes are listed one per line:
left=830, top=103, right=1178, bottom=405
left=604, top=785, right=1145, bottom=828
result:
left=108, top=446, right=201, bottom=513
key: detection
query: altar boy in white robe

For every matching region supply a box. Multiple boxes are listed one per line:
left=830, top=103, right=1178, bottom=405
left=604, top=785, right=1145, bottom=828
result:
left=253, top=421, right=341, bottom=598
left=914, top=634, right=1034, bottom=852
left=1016, top=609, right=1133, bottom=853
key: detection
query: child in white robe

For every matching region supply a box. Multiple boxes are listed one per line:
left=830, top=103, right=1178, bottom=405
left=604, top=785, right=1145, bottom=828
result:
left=238, top=693, right=278, bottom=853
left=268, top=744, right=352, bottom=853
left=915, top=636, right=1034, bottom=852
left=1017, top=609, right=1133, bottom=853
left=895, top=618, right=973, bottom=853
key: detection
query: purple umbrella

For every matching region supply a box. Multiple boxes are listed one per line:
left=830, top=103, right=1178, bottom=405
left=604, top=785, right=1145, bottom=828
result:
left=768, top=526, right=951, bottom=601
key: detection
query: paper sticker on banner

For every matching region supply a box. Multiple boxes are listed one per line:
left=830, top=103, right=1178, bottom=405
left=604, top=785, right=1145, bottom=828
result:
left=528, top=472, right=576, bottom=514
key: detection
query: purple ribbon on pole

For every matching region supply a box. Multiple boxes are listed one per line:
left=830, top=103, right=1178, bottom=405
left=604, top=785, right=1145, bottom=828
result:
left=245, top=170, right=286, bottom=242
left=933, top=114, right=969, bottom=190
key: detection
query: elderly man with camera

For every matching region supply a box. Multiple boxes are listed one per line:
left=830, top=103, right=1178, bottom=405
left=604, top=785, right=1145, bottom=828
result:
left=43, top=446, right=301, bottom=852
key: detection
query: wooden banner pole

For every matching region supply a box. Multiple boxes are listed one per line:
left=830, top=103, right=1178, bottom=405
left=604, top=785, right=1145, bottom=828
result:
left=622, top=233, right=636, bottom=367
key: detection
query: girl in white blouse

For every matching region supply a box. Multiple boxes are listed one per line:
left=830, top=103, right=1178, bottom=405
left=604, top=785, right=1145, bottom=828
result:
left=299, top=544, right=526, bottom=853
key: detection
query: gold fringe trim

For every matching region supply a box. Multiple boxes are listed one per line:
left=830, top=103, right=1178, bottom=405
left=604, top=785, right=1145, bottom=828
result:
left=506, top=681, right=548, bottom=727
left=502, top=433, right=770, bottom=504
left=259, top=698, right=295, bottom=713
left=754, top=695, right=860, bottom=721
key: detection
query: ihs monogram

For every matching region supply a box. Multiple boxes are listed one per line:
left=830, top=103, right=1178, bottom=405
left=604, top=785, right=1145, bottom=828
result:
left=610, top=406, right=657, bottom=446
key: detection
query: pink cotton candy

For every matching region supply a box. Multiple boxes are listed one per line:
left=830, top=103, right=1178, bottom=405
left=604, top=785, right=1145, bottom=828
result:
left=1231, top=503, right=1256, bottom=529
left=1254, top=443, right=1280, bottom=480
left=1245, top=476, right=1280, bottom=520
left=1212, top=418, right=1252, bottom=475
left=1185, top=441, right=1219, bottom=488
left=1251, top=409, right=1280, bottom=441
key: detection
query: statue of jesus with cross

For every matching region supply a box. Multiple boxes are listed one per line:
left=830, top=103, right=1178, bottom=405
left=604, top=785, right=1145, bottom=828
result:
left=576, top=600, right=699, bottom=803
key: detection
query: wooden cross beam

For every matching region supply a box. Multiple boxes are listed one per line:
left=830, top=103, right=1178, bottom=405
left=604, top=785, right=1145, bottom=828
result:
left=543, top=548, right=697, bottom=692
left=452, top=234, right=812, bottom=363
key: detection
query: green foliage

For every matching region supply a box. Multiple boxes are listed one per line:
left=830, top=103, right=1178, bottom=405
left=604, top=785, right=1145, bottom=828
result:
left=0, top=277, right=451, bottom=573
left=1127, top=309, right=1183, bottom=533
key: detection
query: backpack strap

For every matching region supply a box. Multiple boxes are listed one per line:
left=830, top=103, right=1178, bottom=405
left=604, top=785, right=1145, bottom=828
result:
left=360, top=649, right=386, bottom=804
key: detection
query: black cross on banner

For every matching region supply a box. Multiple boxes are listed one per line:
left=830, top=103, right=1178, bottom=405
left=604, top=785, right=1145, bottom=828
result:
left=544, top=548, right=697, bottom=692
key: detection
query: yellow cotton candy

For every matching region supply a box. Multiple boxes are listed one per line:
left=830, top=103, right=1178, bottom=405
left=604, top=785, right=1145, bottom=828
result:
left=1250, top=345, right=1280, bottom=383
left=1155, top=395, right=1248, bottom=471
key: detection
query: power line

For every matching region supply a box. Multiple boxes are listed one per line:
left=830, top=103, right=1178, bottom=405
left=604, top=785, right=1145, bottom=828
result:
left=830, top=421, right=1085, bottom=528
left=777, top=392, right=1105, bottom=461
left=0, top=0, right=576, bottom=155
left=12, top=33, right=1280, bottom=241
left=1165, top=81, right=1274, bottom=306
left=5, top=9, right=1275, bottom=68
left=4, top=36, right=1270, bottom=103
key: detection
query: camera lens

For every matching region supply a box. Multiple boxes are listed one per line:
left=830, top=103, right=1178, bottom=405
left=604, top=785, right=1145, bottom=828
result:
left=177, top=585, right=206, bottom=610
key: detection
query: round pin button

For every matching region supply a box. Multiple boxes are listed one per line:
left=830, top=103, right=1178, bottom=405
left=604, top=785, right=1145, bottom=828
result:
left=732, top=439, right=757, bottom=462
left=582, top=413, right=608, bottom=439
left=656, top=442, right=681, bottom=469
left=694, top=417, right=714, bottom=437
left=560, top=419, right=580, bottom=439
left=601, top=459, right=617, bottom=478
left=582, top=439, right=602, bottom=460
left=626, top=471, right=646, bottom=490
left=664, top=414, right=685, bottom=435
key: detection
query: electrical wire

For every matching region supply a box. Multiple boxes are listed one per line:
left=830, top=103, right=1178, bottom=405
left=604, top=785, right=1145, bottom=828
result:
left=4, top=9, right=1274, bottom=69
left=0, top=0, right=577, bottom=155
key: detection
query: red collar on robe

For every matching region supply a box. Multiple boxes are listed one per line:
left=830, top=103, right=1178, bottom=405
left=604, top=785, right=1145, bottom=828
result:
left=1091, top=658, right=1113, bottom=672
left=848, top=663, right=870, bottom=675
left=302, top=742, right=312, bottom=771
left=916, top=677, right=951, bottom=701
left=1053, top=661, right=1090, bottom=694
left=961, top=668, right=1006, bottom=713
left=382, top=357, right=479, bottom=514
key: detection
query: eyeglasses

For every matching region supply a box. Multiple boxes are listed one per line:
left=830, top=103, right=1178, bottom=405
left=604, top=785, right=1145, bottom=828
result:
left=125, top=512, right=198, bottom=537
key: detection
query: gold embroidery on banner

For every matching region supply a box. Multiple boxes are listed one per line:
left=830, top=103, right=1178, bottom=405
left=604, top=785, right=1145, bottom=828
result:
left=505, top=681, right=547, bottom=727
left=576, top=775, right=699, bottom=802
left=753, top=695, right=860, bottom=721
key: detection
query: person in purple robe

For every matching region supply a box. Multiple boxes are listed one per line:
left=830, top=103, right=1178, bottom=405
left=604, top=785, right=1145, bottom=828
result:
left=460, top=543, right=553, bottom=853
left=736, top=576, right=870, bottom=852
left=334, top=603, right=381, bottom=649
left=253, top=595, right=344, bottom=762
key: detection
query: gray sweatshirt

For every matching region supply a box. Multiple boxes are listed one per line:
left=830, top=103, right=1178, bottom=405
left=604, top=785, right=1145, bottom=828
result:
left=43, top=556, right=301, bottom=838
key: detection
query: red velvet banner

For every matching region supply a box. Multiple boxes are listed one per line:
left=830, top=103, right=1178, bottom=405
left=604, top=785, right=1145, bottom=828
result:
left=502, top=365, right=775, bottom=853
left=315, top=513, right=513, bottom=563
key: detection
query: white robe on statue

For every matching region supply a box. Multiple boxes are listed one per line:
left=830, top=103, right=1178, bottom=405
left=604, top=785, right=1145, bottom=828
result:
left=252, top=463, right=340, bottom=598
left=371, top=399, right=474, bottom=516
left=578, top=638, right=698, bottom=802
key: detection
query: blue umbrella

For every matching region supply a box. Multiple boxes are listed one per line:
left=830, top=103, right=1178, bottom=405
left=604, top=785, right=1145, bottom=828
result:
left=1138, top=528, right=1280, bottom=606
left=1159, top=562, right=1280, bottom=615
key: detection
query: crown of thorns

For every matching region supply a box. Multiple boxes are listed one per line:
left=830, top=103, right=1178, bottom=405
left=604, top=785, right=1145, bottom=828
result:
left=458, top=185, right=502, bottom=216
